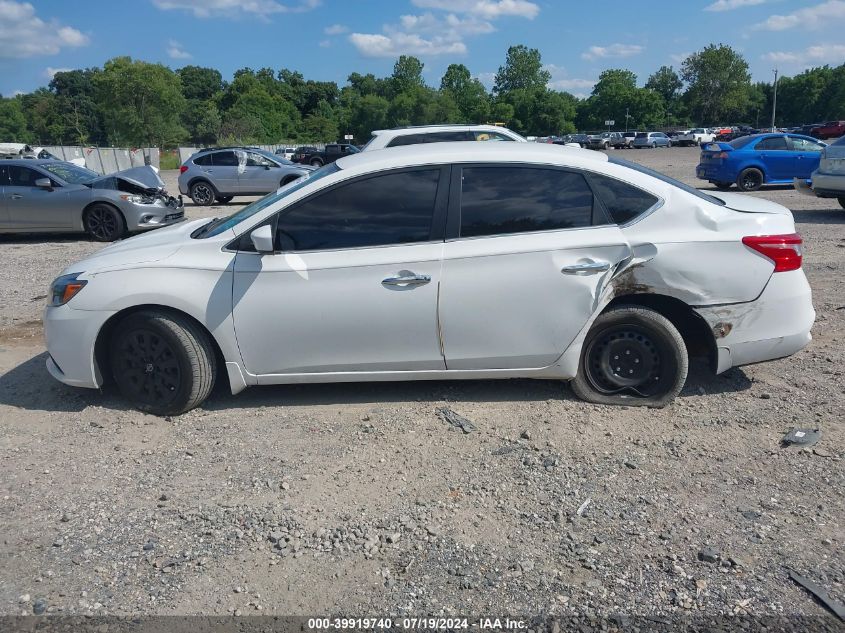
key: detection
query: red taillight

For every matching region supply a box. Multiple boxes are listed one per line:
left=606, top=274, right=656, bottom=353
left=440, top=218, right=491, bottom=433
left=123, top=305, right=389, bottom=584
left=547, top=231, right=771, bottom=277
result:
left=742, top=233, right=803, bottom=272
left=179, top=165, right=188, bottom=173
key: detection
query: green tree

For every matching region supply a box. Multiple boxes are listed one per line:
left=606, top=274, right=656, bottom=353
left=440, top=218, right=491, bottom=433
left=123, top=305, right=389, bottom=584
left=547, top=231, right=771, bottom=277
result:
left=440, top=63, right=490, bottom=122
left=50, top=69, right=104, bottom=144
left=493, top=45, right=550, bottom=94
left=19, top=88, right=62, bottom=143
left=391, top=55, right=426, bottom=95
left=681, top=45, right=751, bottom=125
left=94, top=57, right=187, bottom=146
left=645, top=65, right=682, bottom=107
left=0, top=97, right=31, bottom=142
left=177, top=66, right=223, bottom=101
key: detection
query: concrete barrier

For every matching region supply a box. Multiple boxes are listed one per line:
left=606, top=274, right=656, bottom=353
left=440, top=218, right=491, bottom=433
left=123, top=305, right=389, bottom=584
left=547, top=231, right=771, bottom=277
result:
left=41, top=146, right=160, bottom=174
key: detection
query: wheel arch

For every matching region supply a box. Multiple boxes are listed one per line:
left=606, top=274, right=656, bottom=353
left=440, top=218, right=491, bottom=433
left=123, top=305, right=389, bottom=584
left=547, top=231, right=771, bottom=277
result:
left=187, top=176, right=220, bottom=194
left=94, top=303, right=231, bottom=391
left=603, top=292, right=718, bottom=372
left=83, top=200, right=127, bottom=227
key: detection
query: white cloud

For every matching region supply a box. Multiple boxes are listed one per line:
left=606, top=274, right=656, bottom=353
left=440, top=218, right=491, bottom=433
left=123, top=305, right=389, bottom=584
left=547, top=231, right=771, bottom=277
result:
left=166, top=40, right=192, bottom=59
left=544, top=64, right=595, bottom=94
left=704, top=0, right=766, bottom=11
left=349, top=32, right=466, bottom=57
left=324, top=23, right=348, bottom=35
left=44, top=66, right=72, bottom=79
left=0, top=1, right=89, bottom=59
left=581, top=43, right=644, bottom=61
left=411, top=0, right=539, bottom=19
left=753, top=0, right=845, bottom=30
left=762, top=43, right=845, bottom=65
left=152, top=0, right=321, bottom=19
left=318, top=39, right=331, bottom=47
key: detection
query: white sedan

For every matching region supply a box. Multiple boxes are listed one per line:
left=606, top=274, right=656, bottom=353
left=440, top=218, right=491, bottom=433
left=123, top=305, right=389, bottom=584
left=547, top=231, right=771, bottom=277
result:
left=43, top=143, right=815, bottom=415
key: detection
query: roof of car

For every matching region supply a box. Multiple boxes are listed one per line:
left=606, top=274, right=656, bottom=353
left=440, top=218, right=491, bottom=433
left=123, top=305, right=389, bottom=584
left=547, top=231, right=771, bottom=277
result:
left=335, top=141, right=605, bottom=173
left=0, top=158, right=76, bottom=167
left=371, top=124, right=514, bottom=136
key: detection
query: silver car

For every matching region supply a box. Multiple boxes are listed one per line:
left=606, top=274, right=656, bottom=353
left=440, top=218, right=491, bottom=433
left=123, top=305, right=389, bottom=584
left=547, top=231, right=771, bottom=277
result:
left=178, top=147, right=314, bottom=206
left=0, top=159, right=184, bottom=241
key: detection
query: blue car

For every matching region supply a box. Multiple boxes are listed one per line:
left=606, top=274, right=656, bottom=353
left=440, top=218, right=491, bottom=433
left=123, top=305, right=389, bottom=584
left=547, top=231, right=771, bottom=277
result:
left=696, top=133, right=827, bottom=191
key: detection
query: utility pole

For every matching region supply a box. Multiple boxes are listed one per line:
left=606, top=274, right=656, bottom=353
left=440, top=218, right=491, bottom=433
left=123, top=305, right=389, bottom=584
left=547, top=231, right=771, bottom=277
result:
left=771, top=68, right=779, bottom=132
left=625, top=107, right=630, bottom=132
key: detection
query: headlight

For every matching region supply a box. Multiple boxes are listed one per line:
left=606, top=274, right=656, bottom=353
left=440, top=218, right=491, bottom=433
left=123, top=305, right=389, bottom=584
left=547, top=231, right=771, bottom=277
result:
left=119, top=194, right=145, bottom=203
left=50, top=273, right=87, bottom=306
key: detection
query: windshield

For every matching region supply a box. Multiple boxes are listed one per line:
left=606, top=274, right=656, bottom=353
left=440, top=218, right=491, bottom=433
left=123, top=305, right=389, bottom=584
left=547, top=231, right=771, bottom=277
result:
left=195, top=163, right=340, bottom=239
left=609, top=156, right=725, bottom=206
left=40, top=162, right=99, bottom=184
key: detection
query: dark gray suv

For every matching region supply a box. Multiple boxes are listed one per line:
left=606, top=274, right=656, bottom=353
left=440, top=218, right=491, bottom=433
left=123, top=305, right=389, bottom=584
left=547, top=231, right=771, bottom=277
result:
left=178, top=148, right=314, bottom=206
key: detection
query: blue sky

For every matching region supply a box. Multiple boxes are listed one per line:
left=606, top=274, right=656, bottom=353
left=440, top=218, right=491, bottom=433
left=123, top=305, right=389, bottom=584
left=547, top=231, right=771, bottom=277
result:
left=1, top=0, right=844, bottom=98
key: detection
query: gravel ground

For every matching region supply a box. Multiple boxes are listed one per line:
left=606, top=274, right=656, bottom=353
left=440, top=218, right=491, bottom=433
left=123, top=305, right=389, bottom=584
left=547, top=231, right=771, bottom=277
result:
left=0, top=147, right=843, bottom=627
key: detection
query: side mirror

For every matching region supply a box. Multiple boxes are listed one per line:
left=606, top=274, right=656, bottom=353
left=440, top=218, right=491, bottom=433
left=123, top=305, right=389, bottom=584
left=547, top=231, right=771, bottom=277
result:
left=250, top=224, right=275, bottom=253
left=35, top=177, right=53, bottom=190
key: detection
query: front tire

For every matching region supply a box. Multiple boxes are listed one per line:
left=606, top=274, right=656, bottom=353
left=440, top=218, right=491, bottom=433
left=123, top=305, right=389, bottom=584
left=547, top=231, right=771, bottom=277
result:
left=84, top=203, right=126, bottom=242
left=737, top=168, right=763, bottom=191
left=570, top=306, right=688, bottom=408
left=190, top=181, right=216, bottom=206
left=110, top=310, right=217, bottom=416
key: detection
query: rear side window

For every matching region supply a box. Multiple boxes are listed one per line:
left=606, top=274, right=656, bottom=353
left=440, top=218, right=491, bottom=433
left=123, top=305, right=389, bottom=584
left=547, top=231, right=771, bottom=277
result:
left=0, top=165, right=8, bottom=185
left=387, top=131, right=469, bottom=148
left=193, top=153, right=212, bottom=166
left=755, top=136, right=788, bottom=151
left=275, top=169, right=440, bottom=251
left=459, top=167, right=594, bottom=238
left=212, top=151, right=238, bottom=166
left=588, top=173, right=659, bottom=225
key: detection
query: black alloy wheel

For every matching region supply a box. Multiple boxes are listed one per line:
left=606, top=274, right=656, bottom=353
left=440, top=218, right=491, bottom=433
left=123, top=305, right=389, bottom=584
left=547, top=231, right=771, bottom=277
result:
left=737, top=168, right=763, bottom=191
left=84, top=204, right=125, bottom=242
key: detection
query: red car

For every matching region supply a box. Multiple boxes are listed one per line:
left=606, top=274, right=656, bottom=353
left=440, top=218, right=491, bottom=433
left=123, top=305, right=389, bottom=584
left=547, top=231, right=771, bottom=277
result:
left=811, top=121, right=845, bottom=140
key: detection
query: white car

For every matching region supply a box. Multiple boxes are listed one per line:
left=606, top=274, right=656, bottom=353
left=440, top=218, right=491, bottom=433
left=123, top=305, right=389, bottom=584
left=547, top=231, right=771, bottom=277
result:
left=362, top=124, right=525, bottom=151
left=677, top=128, right=716, bottom=147
left=44, top=143, right=815, bottom=415
left=275, top=147, right=296, bottom=161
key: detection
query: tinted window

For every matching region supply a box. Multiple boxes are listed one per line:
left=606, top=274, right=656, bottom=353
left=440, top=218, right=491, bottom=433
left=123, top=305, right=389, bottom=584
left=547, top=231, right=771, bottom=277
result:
left=729, top=136, right=756, bottom=149
left=193, top=153, right=212, bottom=166
left=635, top=133, right=647, bottom=138
left=274, top=169, right=440, bottom=251
left=609, top=157, right=724, bottom=206
left=756, top=136, right=788, bottom=151
left=460, top=167, right=594, bottom=238
left=212, top=151, right=238, bottom=166
left=0, top=165, right=8, bottom=185
left=387, top=131, right=469, bottom=147
left=8, top=165, right=42, bottom=186
left=589, top=173, right=659, bottom=225
left=325, top=145, right=340, bottom=154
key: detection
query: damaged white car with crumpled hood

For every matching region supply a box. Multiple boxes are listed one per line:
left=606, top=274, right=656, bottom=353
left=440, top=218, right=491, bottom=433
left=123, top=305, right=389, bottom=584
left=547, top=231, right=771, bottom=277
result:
left=43, top=143, right=815, bottom=415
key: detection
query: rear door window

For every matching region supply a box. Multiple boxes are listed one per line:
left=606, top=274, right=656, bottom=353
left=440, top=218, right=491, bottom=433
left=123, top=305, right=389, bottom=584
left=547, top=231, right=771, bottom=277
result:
left=755, top=136, right=788, bottom=151
left=588, top=173, right=659, bottom=225
left=212, top=151, right=239, bottom=166
left=459, top=166, right=596, bottom=238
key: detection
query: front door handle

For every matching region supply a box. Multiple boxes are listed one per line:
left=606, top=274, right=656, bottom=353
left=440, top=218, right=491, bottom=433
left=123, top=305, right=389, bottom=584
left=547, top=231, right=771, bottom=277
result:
left=561, top=261, right=611, bottom=275
left=382, top=273, right=431, bottom=286
left=10, top=194, right=23, bottom=199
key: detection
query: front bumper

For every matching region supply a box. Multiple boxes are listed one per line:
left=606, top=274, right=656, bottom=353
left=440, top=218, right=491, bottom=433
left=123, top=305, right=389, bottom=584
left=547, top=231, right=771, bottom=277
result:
left=122, top=197, right=185, bottom=232
left=44, top=304, right=116, bottom=389
left=694, top=269, right=815, bottom=374
left=808, top=170, right=845, bottom=197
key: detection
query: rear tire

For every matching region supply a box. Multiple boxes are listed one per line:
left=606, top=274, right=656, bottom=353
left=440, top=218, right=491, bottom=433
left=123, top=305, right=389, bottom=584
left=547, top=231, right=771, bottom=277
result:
left=310, top=159, right=323, bottom=167
left=190, top=181, right=216, bottom=206
left=570, top=306, right=688, bottom=408
left=84, top=203, right=126, bottom=242
left=737, top=168, right=764, bottom=191
left=110, top=310, right=216, bottom=416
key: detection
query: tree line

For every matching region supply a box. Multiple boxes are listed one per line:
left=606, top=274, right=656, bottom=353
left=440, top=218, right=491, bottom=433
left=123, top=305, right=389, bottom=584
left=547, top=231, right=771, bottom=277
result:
left=1, top=43, right=843, bottom=148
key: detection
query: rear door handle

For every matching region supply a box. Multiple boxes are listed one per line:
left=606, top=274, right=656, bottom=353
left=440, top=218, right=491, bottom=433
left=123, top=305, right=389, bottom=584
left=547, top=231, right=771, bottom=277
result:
left=561, top=261, right=611, bottom=275
left=382, top=273, right=431, bottom=286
